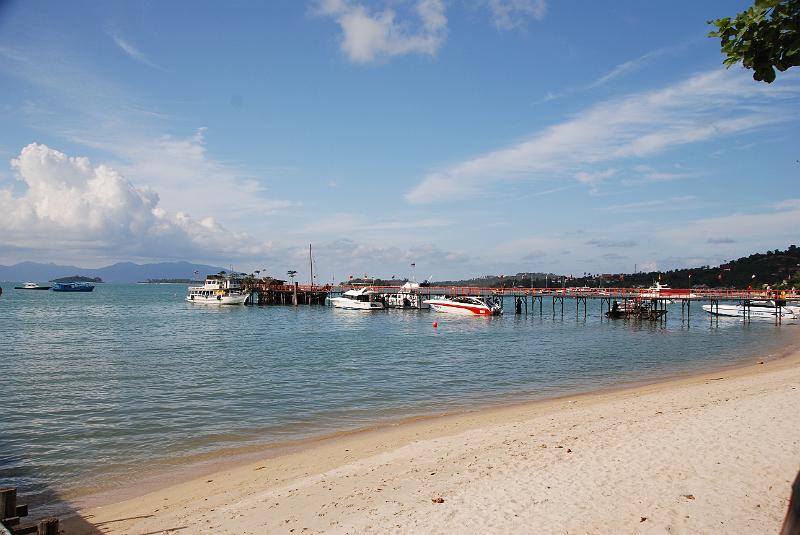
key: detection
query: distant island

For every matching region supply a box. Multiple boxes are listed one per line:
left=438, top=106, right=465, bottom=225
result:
left=50, top=275, right=103, bottom=283
left=139, top=279, right=202, bottom=284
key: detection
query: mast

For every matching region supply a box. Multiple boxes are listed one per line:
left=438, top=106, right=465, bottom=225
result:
left=309, top=243, right=313, bottom=292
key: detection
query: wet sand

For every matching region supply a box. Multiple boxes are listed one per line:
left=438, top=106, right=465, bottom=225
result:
left=64, top=343, right=800, bottom=534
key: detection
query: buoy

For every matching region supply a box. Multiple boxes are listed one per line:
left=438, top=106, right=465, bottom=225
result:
left=432, top=321, right=438, bottom=328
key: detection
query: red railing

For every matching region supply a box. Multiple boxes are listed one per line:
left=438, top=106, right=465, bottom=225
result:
left=245, top=282, right=798, bottom=301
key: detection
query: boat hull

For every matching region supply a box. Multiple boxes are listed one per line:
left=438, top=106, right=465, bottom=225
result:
left=52, top=285, right=94, bottom=292
left=186, top=292, right=251, bottom=305
left=329, top=297, right=385, bottom=310
left=15, top=286, right=51, bottom=290
left=702, top=304, right=798, bottom=320
left=425, top=301, right=497, bottom=315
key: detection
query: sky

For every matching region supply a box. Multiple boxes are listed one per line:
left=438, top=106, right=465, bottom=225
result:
left=0, top=0, right=798, bottom=282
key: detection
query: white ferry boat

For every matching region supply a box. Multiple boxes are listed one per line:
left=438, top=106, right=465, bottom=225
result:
left=329, top=288, right=385, bottom=310
left=186, top=274, right=251, bottom=305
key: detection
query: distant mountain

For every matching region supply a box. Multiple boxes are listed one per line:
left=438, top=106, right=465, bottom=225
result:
left=0, top=261, right=229, bottom=283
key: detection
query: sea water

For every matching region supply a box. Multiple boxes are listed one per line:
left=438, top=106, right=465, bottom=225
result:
left=0, top=283, right=796, bottom=514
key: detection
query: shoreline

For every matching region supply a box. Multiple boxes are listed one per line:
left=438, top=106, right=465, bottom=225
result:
left=60, top=328, right=796, bottom=510
left=62, top=333, right=800, bottom=534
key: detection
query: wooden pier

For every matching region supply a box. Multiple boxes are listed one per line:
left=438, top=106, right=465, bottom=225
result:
left=244, top=281, right=331, bottom=306
left=0, top=488, right=58, bottom=535
left=240, top=279, right=798, bottom=323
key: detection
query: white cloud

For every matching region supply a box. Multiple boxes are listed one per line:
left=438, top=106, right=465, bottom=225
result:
left=657, top=199, right=800, bottom=248
left=318, top=0, right=447, bottom=63
left=65, top=128, right=296, bottom=225
left=406, top=70, right=799, bottom=203
left=0, top=144, right=273, bottom=262
left=575, top=168, right=615, bottom=185
left=108, top=30, right=159, bottom=68
left=486, top=0, right=547, bottom=31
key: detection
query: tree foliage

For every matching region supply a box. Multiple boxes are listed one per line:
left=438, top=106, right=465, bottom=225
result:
left=709, top=0, right=800, bottom=83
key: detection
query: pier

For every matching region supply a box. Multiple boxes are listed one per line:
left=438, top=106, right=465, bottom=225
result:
left=268, top=283, right=798, bottom=323
left=0, top=487, right=58, bottom=535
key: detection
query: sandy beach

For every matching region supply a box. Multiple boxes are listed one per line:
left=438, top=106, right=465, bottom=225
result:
left=63, top=344, right=800, bottom=534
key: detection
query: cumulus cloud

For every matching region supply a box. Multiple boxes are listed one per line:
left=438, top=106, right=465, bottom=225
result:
left=318, top=0, right=447, bottom=63
left=0, top=143, right=273, bottom=261
left=486, top=0, right=547, bottom=30
left=405, top=70, right=799, bottom=203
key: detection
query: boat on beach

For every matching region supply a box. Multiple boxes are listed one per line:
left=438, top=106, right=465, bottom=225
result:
left=329, top=288, right=385, bottom=310
left=423, top=296, right=503, bottom=316
left=702, top=300, right=800, bottom=320
left=52, top=282, right=95, bottom=292
left=186, top=274, right=251, bottom=305
left=14, top=282, right=52, bottom=290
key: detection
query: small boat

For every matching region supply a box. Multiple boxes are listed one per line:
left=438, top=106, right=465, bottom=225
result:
left=423, top=296, right=502, bottom=316
left=15, top=282, right=52, bottom=290
left=606, top=300, right=666, bottom=320
left=186, top=274, right=251, bottom=305
left=51, top=282, right=95, bottom=292
left=639, top=281, right=696, bottom=300
left=329, top=288, right=385, bottom=310
left=702, top=300, right=800, bottom=320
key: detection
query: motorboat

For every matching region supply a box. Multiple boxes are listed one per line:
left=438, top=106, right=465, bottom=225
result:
left=383, top=281, right=429, bottom=309
left=606, top=299, right=666, bottom=320
left=186, top=274, right=251, bottom=305
left=423, top=296, right=502, bottom=316
left=52, top=282, right=94, bottom=292
left=702, top=300, right=800, bottom=320
left=639, top=281, right=697, bottom=300
left=15, top=282, right=52, bottom=290
left=329, top=288, right=385, bottom=310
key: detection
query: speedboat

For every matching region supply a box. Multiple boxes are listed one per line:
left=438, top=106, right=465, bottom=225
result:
left=329, top=288, right=385, bottom=310
left=423, top=296, right=502, bottom=316
left=52, top=282, right=94, bottom=292
left=702, top=300, right=800, bottom=320
left=15, top=282, right=52, bottom=290
left=186, top=274, right=251, bottom=305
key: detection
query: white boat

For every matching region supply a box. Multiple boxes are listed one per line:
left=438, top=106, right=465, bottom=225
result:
left=15, top=282, right=52, bottom=290
left=423, top=296, right=502, bottom=316
left=702, top=300, right=800, bottom=320
left=329, top=288, right=385, bottom=310
left=186, top=274, right=251, bottom=305
left=639, top=281, right=698, bottom=301
left=383, top=281, right=429, bottom=309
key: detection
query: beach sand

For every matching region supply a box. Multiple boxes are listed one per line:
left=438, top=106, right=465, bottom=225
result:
left=63, top=346, right=800, bottom=534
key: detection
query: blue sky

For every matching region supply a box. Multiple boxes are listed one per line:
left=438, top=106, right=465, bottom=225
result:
left=0, top=0, right=798, bottom=282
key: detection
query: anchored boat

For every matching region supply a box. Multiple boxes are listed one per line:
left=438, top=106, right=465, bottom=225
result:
left=15, top=282, right=52, bottom=290
left=186, top=274, right=251, bottom=305
left=52, top=282, right=94, bottom=292
left=329, top=288, right=385, bottom=310
left=423, top=296, right=502, bottom=316
left=702, top=300, right=800, bottom=320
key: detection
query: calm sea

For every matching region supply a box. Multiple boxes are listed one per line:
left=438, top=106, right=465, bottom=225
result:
left=0, top=283, right=797, bottom=515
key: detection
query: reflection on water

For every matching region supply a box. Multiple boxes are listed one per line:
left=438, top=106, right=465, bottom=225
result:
left=0, top=283, right=796, bottom=513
